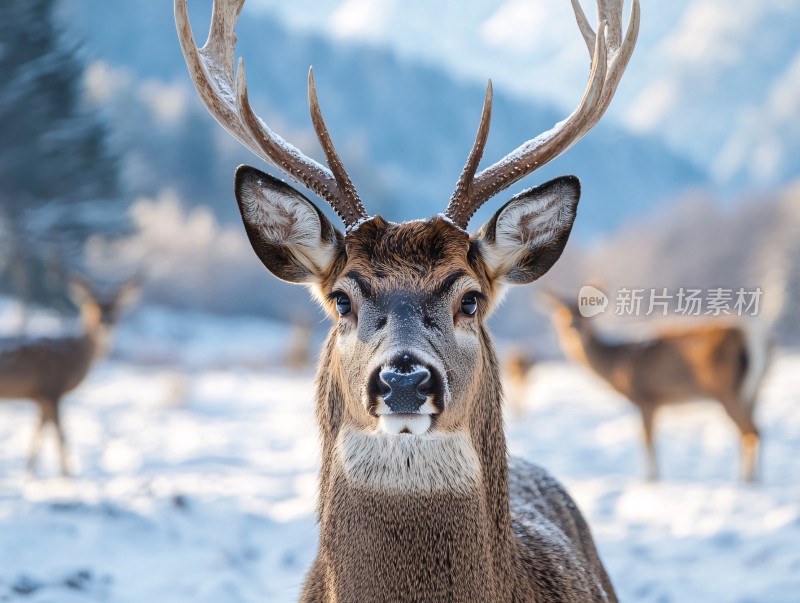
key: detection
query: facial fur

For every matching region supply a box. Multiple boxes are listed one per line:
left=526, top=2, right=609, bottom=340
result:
left=315, top=216, right=496, bottom=436
left=234, top=167, right=580, bottom=440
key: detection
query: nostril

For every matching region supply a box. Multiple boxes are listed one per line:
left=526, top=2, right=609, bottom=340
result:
left=416, top=371, right=432, bottom=396
left=377, top=373, right=392, bottom=396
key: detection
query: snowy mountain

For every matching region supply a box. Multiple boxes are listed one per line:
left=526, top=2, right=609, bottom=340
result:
left=61, top=0, right=705, bottom=238
left=623, top=0, right=800, bottom=188
left=241, top=0, right=800, bottom=189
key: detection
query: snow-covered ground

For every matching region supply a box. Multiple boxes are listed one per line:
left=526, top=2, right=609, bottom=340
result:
left=1, top=312, right=799, bottom=601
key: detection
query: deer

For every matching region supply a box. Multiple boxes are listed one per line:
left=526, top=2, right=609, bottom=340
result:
left=0, top=277, right=139, bottom=475
left=543, top=291, right=770, bottom=482
left=285, top=316, right=314, bottom=372
left=176, top=0, right=638, bottom=599
left=503, top=348, right=536, bottom=417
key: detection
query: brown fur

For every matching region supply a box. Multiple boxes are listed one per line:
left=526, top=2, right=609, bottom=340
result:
left=548, top=300, right=768, bottom=481
left=295, top=218, right=616, bottom=602
left=226, top=165, right=613, bottom=600
left=176, top=0, right=638, bottom=591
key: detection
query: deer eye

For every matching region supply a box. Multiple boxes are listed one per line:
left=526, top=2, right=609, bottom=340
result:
left=335, top=293, right=352, bottom=316
left=460, top=293, right=478, bottom=316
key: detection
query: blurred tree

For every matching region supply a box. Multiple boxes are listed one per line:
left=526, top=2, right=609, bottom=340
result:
left=0, top=0, right=122, bottom=310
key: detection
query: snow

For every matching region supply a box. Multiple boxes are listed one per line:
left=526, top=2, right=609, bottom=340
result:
left=1, top=311, right=799, bottom=601
left=508, top=359, right=800, bottom=602
left=111, top=305, right=293, bottom=369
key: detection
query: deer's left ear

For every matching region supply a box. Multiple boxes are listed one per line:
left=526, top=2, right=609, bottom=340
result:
left=475, top=176, right=580, bottom=285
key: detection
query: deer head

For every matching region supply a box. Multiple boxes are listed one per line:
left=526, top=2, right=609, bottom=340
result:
left=68, top=276, right=140, bottom=354
left=175, top=0, right=638, bottom=437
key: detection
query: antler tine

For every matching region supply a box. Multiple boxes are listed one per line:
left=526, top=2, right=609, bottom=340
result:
left=600, top=0, right=624, bottom=50
left=447, top=0, right=639, bottom=229
left=578, top=0, right=638, bottom=138
left=175, top=0, right=256, bottom=157
left=445, top=81, right=493, bottom=227
left=570, top=0, right=596, bottom=55
left=202, top=0, right=243, bottom=81
left=573, top=0, right=623, bottom=56
left=308, top=68, right=368, bottom=227
left=175, top=0, right=366, bottom=229
left=234, top=58, right=344, bottom=212
left=596, top=0, right=639, bottom=112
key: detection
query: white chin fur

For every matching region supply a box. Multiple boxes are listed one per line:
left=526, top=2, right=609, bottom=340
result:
left=378, top=414, right=432, bottom=435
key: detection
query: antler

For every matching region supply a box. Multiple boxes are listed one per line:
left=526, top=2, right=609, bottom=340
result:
left=445, top=0, right=640, bottom=228
left=174, top=0, right=367, bottom=228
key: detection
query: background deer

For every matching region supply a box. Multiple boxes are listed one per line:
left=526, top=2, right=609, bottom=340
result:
left=503, top=348, right=536, bottom=417
left=0, top=277, right=139, bottom=475
left=176, top=0, right=638, bottom=599
left=544, top=292, right=770, bottom=482
left=284, top=316, right=314, bottom=372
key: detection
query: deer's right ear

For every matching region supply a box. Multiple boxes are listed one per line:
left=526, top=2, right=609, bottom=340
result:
left=234, top=165, right=344, bottom=284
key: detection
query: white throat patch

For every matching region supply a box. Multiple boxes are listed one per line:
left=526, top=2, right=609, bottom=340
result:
left=335, top=427, right=482, bottom=494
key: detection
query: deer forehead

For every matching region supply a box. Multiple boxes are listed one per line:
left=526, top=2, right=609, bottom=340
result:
left=331, top=216, right=489, bottom=295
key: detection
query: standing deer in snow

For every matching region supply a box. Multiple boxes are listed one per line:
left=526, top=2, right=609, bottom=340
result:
left=176, top=0, right=638, bottom=599
left=0, top=278, right=139, bottom=475
left=544, top=292, right=769, bottom=482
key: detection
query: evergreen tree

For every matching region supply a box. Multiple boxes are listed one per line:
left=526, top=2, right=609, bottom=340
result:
left=0, top=0, right=121, bottom=305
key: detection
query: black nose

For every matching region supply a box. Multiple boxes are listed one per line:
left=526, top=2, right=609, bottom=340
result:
left=378, top=367, right=433, bottom=414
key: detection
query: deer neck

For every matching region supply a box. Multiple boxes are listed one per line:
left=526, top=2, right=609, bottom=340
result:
left=557, top=320, right=623, bottom=384
left=312, top=333, right=516, bottom=601
left=79, top=304, right=110, bottom=360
